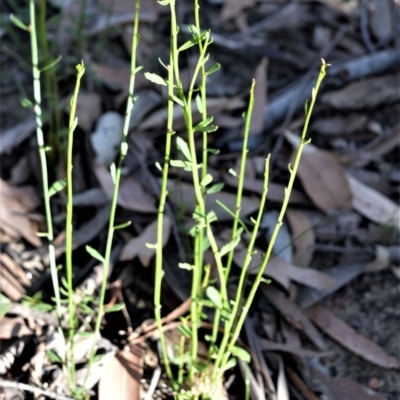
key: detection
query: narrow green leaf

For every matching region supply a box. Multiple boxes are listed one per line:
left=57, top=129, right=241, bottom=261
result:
left=194, top=116, right=213, bottom=129
left=200, top=173, right=213, bottom=187
left=177, top=324, right=192, bottom=338
left=171, top=95, right=184, bottom=106
left=158, top=58, right=168, bottom=70
left=40, top=55, right=62, bottom=73
left=206, top=63, right=221, bottom=76
left=85, top=245, right=105, bottom=263
left=222, top=358, right=237, bottom=371
left=178, top=263, right=194, bottom=270
left=170, top=159, right=192, bottom=170
left=197, top=124, right=218, bottom=133
left=46, top=350, right=63, bottom=363
left=228, top=168, right=237, bottom=177
left=195, top=94, right=203, bottom=114
left=10, top=14, right=29, bottom=31
left=231, top=346, right=251, bottom=363
left=219, top=231, right=242, bottom=258
left=207, top=182, right=224, bottom=194
left=206, top=286, right=222, bottom=309
left=49, top=179, right=66, bottom=197
left=155, top=161, right=162, bottom=171
left=145, top=242, right=157, bottom=249
left=304, top=99, right=309, bottom=115
left=176, top=136, right=192, bottom=162
left=188, top=24, right=199, bottom=38
left=207, top=148, right=220, bottom=155
left=157, top=0, right=170, bottom=5
left=114, top=221, right=131, bottom=230
left=21, top=98, right=33, bottom=108
left=178, top=38, right=197, bottom=52
left=105, top=303, right=125, bottom=313
left=144, top=72, right=167, bottom=86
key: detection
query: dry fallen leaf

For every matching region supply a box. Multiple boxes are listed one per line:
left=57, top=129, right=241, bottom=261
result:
left=306, top=304, right=400, bottom=369
left=347, top=173, right=400, bottom=229
left=311, top=365, right=386, bottom=400
left=364, top=245, right=391, bottom=273
left=0, top=317, right=32, bottom=339
left=285, top=131, right=352, bottom=212
left=98, top=347, right=142, bottom=400
left=250, top=57, right=268, bottom=135
left=93, top=164, right=156, bottom=213
left=321, top=75, right=400, bottom=110
left=91, top=63, right=146, bottom=107
left=220, top=0, right=257, bottom=21
left=119, top=216, right=171, bottom=266
left=235, top=248, right=336, bottom=291
left=369, top=0, right=395, bottom=45
left=286, top=209, right=315, bottom=268
left=0, top=179, right=41, bottom=247
left=0, top=117, right=36, bottom=155
left=223, top=173, right=310, bottom=205
left=73, top=92, right=102, bottom=133
left=262, top=285, right=327, bottom=350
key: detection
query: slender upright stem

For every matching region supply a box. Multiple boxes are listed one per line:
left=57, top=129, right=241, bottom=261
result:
left=211, top=62, right=329, bottom=390
left=28, top=0, right=62, bottom=338
left=84, top=0, right=143, bottom=390
left=65, top=61, right=85, bottom=392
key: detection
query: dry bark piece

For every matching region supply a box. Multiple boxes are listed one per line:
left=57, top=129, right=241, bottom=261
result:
left=306, top=304, right=400, bottom=369
left=311, top=114, right=370, bottom=136
left=223, top=173, right=310, bottom=205
left=0, top=317, right=32, bottom=339
left=321, top=75, right=400, bottom=110
left=264, top=49, right=400, bottom=130
left=347, top=173, right=400, bottom=229
left=310, top=364, right=386, bottom=400
left=285, top=367, right=320, bottom=400
left=235, top=248, right=336, bottom=290
left=297, top=261, right=366, bottom=309
left=119, top=216, right=171, bottom=266
left=0, top=179, right=41, bottom=247
left=285, top=131, right=352, bottom=212
left=262, top=285, right=327, bottom=350
left=220, top=0, right=257, bottom=21
left=0, top=117, right=36, bottom=155
left=369, top=0, right=395, bottom=44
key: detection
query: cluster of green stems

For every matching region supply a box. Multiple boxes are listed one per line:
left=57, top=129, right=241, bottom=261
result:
left=22, top=0, right=327, bottom=397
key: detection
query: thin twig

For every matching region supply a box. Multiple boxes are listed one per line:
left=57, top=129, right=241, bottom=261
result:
left=0, top=380, right=73, bottom=400
left=360, top=0, right=376, bottom=53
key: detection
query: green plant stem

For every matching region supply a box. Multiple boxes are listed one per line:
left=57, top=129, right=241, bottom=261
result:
left=154, top=0, right=179, bottom=384
left=28, top=0, right=62, bottom=339
left=65, top=61, right=85, bottom=392
left=211, top=61, right=329, bottom=391
left=84, top=0, right=142, bottom=390
left=224, top=80, right=255, bottom=280
left=38, top=0, right=61, bottom=165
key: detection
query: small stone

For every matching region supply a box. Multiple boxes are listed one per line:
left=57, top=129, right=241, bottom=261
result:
left=368, top=377, right=383, bottom=390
